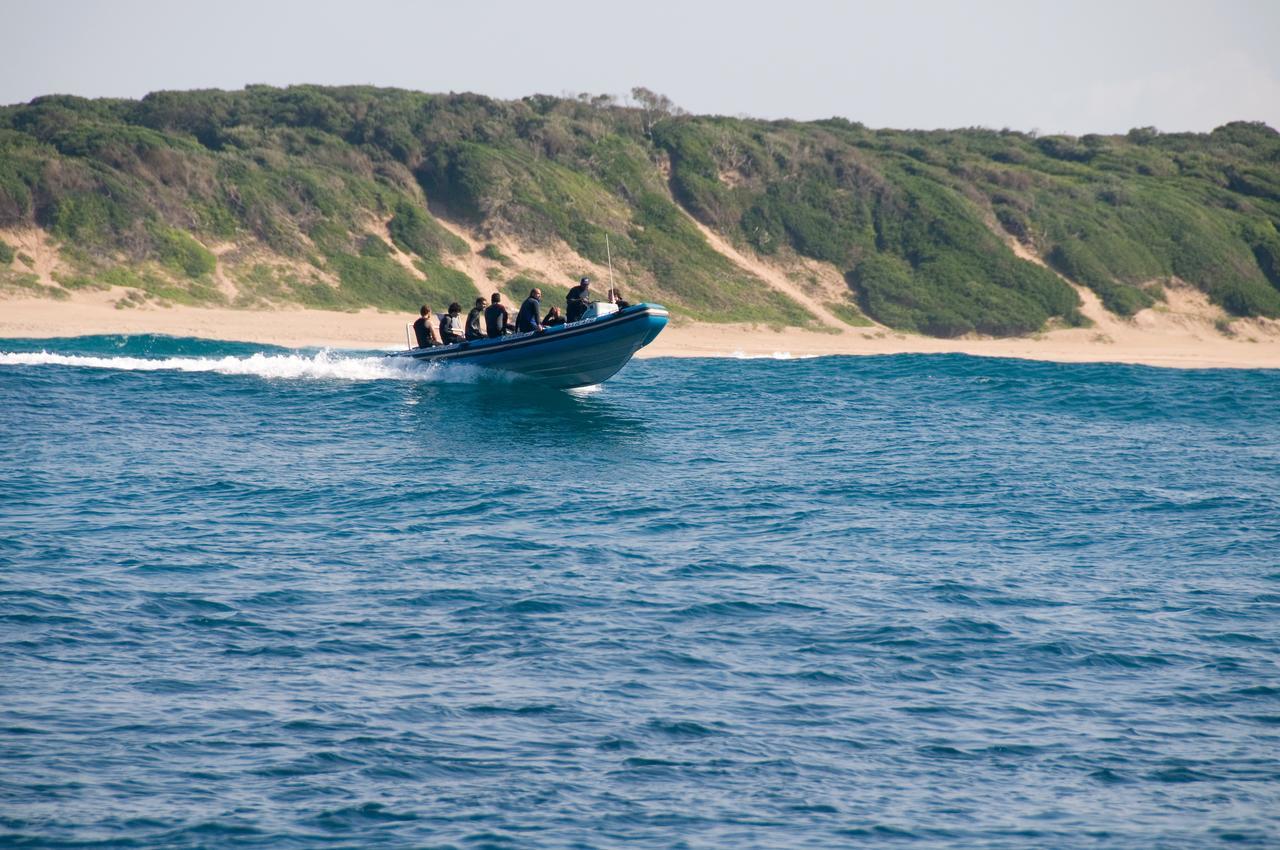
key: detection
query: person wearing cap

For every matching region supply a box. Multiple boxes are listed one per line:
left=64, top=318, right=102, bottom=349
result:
left=566, top=276, right=591, bottom=322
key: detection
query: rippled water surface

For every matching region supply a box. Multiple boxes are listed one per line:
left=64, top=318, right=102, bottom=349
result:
left=2, top=336, right=1279, bottom=848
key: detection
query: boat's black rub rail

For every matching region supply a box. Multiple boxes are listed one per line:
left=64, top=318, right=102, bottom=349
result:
left=389, top=305, right=666, bottom=362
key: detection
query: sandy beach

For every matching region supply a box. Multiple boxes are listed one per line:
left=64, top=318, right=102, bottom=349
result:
left=3, top=284, right=1280, bottom=369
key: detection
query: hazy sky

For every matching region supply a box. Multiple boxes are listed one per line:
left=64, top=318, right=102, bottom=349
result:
left=4, top=0, right=1277, bottom=134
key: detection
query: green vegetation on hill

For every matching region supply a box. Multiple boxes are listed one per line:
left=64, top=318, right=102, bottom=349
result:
left=654, top=116, right=1280, bottom=333
left=1, top=86, right=1277, bottom=335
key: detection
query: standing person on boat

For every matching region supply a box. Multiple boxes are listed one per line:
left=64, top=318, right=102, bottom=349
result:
left=440, top=302, right=466, bottom=344
left=412, top=305, right=438, bottom=348
left=484, top=292, right=512, bottom=338
left=566, top=277, right=591, bottom=322
left=465, top=296, right=487, bottom=341
left=516, top=288, right=544, bottom=333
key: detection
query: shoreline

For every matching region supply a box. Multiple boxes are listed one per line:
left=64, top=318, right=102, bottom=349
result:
left=2, top=289, right=1280, bottom=370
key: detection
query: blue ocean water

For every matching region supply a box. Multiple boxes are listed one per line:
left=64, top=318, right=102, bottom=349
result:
left=2, top=335, right=1279, bottom=849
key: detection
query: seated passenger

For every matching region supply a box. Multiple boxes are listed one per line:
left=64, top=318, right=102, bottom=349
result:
left=542, top=306, right=566, bottom=326
left=607, top=288, right=631, bottom=310
left=440, top=302, right=466, bottom=344
left=412, top=305, right=437, bottom=348
left=484, top=292, right=513, bottom=338
left=566, top=276, right=591, bottom=322
left=466, top=296, right=487, bottom=341
left=516, top=288, right=544, bottom=333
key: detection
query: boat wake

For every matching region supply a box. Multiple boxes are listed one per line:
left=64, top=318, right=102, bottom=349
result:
left=0, top=349, right=506, bottom=383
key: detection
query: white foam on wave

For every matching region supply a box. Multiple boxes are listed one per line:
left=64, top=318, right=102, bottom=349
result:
left=566, top=384, right=604, bottom=397
left=0, top=349, right=501, bottom=383
left=727, top=350, right=821, bottom=360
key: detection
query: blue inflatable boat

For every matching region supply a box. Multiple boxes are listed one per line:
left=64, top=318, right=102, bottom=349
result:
left=386, top=302, right=668, bottom=388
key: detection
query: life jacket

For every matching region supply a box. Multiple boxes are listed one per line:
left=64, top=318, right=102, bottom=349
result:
left=440, top=313, right=464, bottom=341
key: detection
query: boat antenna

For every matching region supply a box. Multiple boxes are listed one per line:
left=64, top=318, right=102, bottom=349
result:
left=606, top=233, right=616, bottom=303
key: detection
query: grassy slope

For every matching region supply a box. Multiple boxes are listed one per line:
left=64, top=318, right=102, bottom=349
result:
left=1, top=86, right=1277, bottom=336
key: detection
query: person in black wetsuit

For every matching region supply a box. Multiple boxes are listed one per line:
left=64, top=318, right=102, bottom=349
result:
left=484, top=292, right=512, bottom=338
left=440, top=302, right=466, bottom=344
left=466, top=296, right=487, bottom=341
left=516, top=288, right=543, bottom=333
left=542, top=306, right=566, bottom=326
left=566, top=277, right=591, bottom=322
left=412, top=305, right=436, bottom=348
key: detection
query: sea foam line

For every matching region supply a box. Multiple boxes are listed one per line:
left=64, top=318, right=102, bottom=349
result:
left=0, top=350, right=490, bottom=382
left=728, top=350, right=821, bottom=360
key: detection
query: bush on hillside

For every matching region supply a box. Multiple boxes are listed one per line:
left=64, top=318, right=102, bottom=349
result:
left=153, top=226, right=216, bottom=277
left=479, top=243, right=509, bottom=263
left=388, top=199, right=466, bottom=259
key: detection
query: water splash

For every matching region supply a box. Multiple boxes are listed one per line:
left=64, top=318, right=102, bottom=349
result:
left=0, top=349, right=502, bottom=383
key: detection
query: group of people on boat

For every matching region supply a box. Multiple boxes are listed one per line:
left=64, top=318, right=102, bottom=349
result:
left=411, top=277, right=629, bottom=349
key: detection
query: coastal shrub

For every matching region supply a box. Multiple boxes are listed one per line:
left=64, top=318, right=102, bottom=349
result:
left=479, top=243, right=509, bottom=263
left=826, top=299, right=874, bottom=327
left=651, top=120, right=733, bottom=226
left=502, top=273, right=570, bottom=308
left=0, top=239, right=13, bottom=264
left=1246, top=222, right=1280, bottom=291
left=627, top=190, right=813, bottom=325
left=0, top=269, right=66, bottom=299
left=1211, top=275, right=1280, bottom=317
left=387, top=199, right=466, bottom=259
left=153, top=226, right=216, bottom=278
left=100, top=263, right=225, bottom=306
left=1046, top=242, right=1152, bottom=315
left=848, top=174, right=1079, bottom=334
left=194, top=200, right=239, bottom=239
left=994, top=205, right=1030, bottom=242
left=748, top=176, right=871, bottom=268
left=0, top=142, right=41, bottom=225
left=52, top=271, right=104, bottom=290
left=50, top=192, right=136, bottom=244
left=412, top=256, right=475, bottom=306
left=419, top=142, right=628, bottom=265
left=330, top=251, right=470, bottom=311
left=1036, top=136, right=1093, bottom=163
left=359, top=234, right=392, bottom=257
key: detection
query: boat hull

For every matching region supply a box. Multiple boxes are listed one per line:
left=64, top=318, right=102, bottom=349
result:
left=388, top=303, right=668, bottom=388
